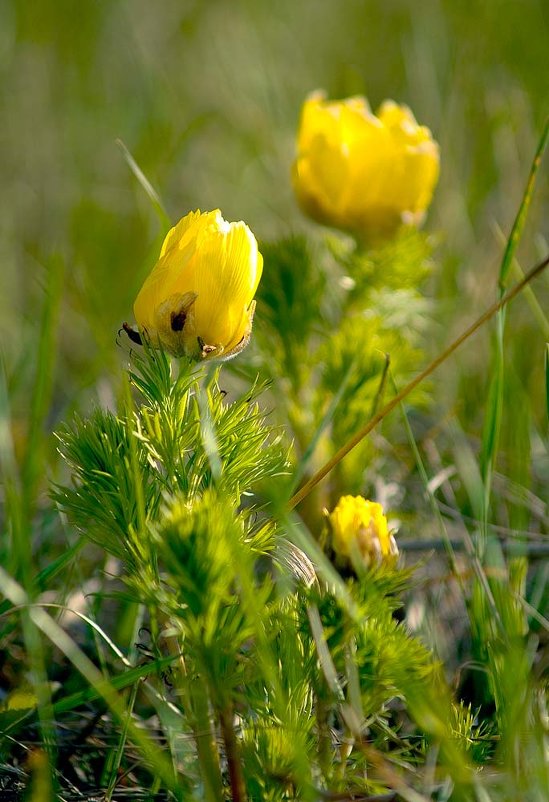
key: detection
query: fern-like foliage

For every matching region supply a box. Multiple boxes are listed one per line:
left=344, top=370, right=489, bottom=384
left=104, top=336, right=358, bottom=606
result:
left=53, top=346, right=288, bottom=569
left=252, top=229, right=435, bottom=523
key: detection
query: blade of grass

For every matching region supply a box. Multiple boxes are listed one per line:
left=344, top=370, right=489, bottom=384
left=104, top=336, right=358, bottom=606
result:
left=479, top=309, right=505, bottom=511
left=396, top=382, right=501, bottom=625
left=33, top=537, right=86, bottom=592
left=117, top=139, right=171, bottom=228
left=512, top=257, right=549, bottom=336
left=483, top=116, right=548, bottom=499
left=546, top=344, right=549, bottom=420
left=52, top=654, right=179, bottom=716
left=0, top=603, right=131, bottom=666
left=479, top=120, right=548, bottom=602
left=494, top=222, right=549, bottom=337
left=0, top=359, right=23, bottom=572
left=395, top=388, right=461, bottom=582
left=498, top=117, right=548, bottom=290
left=306, top=604, right=345, bottom=700
left=104, top=680, right=140, bottom=802
left=21, top=253, right=65, bottom=522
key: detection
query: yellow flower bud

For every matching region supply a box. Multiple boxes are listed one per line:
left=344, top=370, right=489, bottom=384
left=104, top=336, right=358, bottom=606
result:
left=292, top=91, right=440, bottom=242
left=133, top=209, right=263, bottom=360
left=329, top=495, right=398, bottom=568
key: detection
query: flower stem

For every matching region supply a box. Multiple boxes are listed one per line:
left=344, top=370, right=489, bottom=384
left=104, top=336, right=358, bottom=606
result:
left=191, top=679, right=225, bottom=802
left=219, top=702, right=247, bottom=802
left=289, top=252, right=549, bottom=510
left=159, top=611, right=224, bottom=801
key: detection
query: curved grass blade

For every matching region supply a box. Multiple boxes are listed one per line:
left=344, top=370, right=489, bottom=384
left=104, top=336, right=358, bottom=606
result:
left=499, top=117, right=548, bottom=290
left=481, top=120, right=548, bottom=541
left=117, top=139, right=170, bottom=228
left=546, top=343, right=549, bottom=421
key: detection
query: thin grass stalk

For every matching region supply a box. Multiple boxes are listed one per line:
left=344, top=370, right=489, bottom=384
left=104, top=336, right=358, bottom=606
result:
left=545, top=345, right=549, bottom=419
left=104, top=680, right=140, bottom=801
left=396, top=389, right=462, bottom=586
left=482, top=118, right=548, bottom=546
left=510, top=259, right=549, bottom=337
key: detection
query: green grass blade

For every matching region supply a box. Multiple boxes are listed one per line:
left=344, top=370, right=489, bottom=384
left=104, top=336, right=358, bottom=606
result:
left=104, top=680, right=139, bottom=801
left=479, top=311, right=505, bottom=486
left=51, top=655, right=179, bottom=715
left=0, top=538, right=85, bottom=619
left=117, top=138, right=171, bottom=227
left=396, top=387, right=460, bottom=578
left=481, top=119, right=548, bottom=533
left=22, top=254, right=65, bottom=511
left=499, top=117, right=549, bottom=291
left=546, top=343, right=549, bottom=420
left=0, top=359, right=22, bottom=574
left=33, top=537, right=86, bottom=591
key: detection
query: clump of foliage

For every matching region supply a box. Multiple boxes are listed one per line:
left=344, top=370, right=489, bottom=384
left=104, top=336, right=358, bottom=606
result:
left=48, top=343, right=477, bottom=800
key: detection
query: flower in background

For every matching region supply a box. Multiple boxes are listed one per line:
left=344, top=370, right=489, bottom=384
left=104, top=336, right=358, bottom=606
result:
left=329, top=495, right=398, bottom=568
left=132, top=209, right=263, bottom=360
left=292, top=91, right=439, bottom=242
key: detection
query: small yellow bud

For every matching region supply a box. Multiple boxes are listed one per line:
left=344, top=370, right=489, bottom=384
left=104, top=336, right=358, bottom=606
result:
left=133, top=209, right=263, bottom=360
left=329, top=495, right=398, bottom=568
left=292, top=91, right=440, bottom=242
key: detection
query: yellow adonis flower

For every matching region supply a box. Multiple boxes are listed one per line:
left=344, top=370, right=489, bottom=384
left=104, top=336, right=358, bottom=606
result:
left=292, top=91, right=440, bottom=242
left=131, top=209, right=263, bottom=360
left=329, top=495, right=398, bottom=568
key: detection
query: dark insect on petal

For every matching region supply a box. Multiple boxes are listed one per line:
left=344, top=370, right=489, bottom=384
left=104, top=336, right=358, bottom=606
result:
left=122, top=322, right=143, bottom=346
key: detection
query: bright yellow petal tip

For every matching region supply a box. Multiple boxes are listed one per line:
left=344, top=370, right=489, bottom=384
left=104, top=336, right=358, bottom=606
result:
left=292, top=91, right=440, bottom=243
left=133, top=209, right=263, bottom=360
left=329, top=495, right=398, bottom=568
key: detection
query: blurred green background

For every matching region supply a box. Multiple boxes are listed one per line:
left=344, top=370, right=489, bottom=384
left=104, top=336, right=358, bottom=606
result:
left=1, top=0, right=548, bottom=452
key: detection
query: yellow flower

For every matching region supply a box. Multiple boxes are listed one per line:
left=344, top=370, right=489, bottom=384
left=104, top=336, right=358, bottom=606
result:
left=329, top=495, right=398, bottom=567
left=133, top=209, right=263, bottom=360
left=292, top=91, right=440, bottom=242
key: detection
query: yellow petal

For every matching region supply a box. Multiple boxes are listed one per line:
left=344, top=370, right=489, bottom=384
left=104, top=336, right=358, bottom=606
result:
left=329, top=495, right=397, bottom=567
left=292, top=92, right=440, bottom=242
left=133, top=209, right=262, bottom=359
left=191, top=222, right=262, bottom=351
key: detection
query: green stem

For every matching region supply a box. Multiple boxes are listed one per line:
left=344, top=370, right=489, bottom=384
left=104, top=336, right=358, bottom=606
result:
left=219, top=702, right=247, bottom=802
left=191, top=677, right=225, bottom=802
left=162, top=616, right=224, bottom=800
left=315, top=691, right=332, bottom=782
